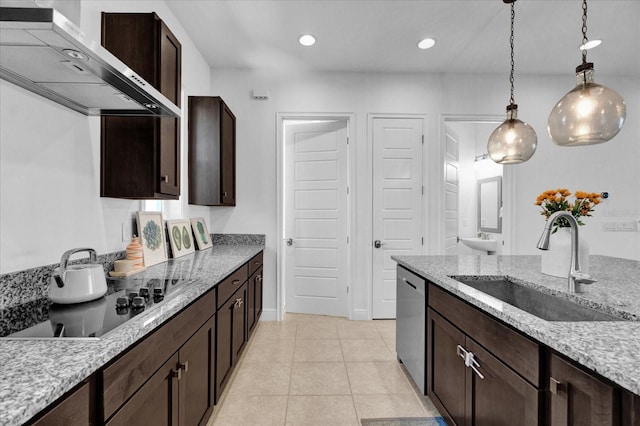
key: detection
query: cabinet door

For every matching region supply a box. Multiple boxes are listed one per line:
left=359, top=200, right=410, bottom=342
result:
left=622, top=390, right=640, bottom=426
left=232, top=283, right=248, bottom=361
left=188, top=96, right=236, bottom=206
left=549, top=353, right=618, bottom=426
left=106, top=353, right=180, bottom=426
left=466, top=339, right=540, bottom=426
left=428, top=308, right=466, bottom=426
left=32, top=381, right=93, bottom=426
left=247, top=266, right=263, bottom=334
left=179, top=315, right=214, bottom=426
left=215, top=293, right=234, bottom=401
left=220, top=102, right=236, bottom=205
left=255, top=267, right=263, bottom=322
left=158, top=20, right=181, bottom=197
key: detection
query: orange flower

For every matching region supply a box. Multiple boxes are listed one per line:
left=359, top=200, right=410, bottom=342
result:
left=535, top=188, right=601, bottom=228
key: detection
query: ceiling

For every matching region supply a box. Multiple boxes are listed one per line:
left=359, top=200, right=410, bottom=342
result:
left=165, top=0, right=640, bottom=76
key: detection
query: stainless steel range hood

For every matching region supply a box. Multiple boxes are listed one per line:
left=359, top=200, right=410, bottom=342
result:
left=0, top=6, right=180, bottom=117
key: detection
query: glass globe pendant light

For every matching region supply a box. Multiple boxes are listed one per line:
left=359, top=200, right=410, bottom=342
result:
left=487, top=0, right=537, bottom=164
left=547, top=0, right=626, bottom=146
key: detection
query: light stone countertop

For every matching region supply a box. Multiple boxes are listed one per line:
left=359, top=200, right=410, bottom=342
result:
left=0, top=244, right=263, bottom=426
left=392, top=254, right=640, bottom=396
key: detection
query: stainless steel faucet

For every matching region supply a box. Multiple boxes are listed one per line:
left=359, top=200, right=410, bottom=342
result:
left=536, top=211, right=596, bottom=292
left=477, top=231, right=490, bottom=240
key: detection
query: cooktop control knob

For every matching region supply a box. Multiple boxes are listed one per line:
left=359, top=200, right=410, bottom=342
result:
left=131, top=296, right=145, bottom=311
left=115, top=297, right=130, bottom=314
left=139, top=287, right=150, bottom=300
left=128, top=291, right=139, bottom=301
left=153, top=287, right=164, bottom=303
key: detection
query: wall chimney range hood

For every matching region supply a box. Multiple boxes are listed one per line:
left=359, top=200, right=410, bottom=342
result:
left=0, top=6, right=181, bottom=117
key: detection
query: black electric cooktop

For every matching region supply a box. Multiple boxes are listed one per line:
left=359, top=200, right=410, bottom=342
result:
left=1, top=277, right=197, bottom=339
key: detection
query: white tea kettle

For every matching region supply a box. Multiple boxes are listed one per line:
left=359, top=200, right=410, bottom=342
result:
left=49, top=248, right=108, bottom=304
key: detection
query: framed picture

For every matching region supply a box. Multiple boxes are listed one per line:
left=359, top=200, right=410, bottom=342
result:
left=166, top=219, right=196, bottom=258
left=190, top=217, right=213, bottom=250
left=136, top=211, right=168, bottom=266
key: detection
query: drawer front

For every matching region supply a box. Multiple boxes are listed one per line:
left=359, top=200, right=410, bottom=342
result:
left=32, top=381, right=91, bottom=426
left=217, top=264, right=248, bottom=309
left=248, top=251, right=263, bottom=277
left=429, top=283, right=541, bottom=387
left=102, top=289, right=215, bottom=420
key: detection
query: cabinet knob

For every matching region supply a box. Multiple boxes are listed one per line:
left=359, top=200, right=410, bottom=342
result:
left=223, top=191, right=228, bottom=197
left=161, top=175, right=169, bottom=182
left=550, top=377, right=562, bottom=395
left=256, top=275, right=262, bottom=282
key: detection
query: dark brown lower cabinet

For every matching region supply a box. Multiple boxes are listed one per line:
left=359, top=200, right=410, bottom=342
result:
left=106, top=353, right=179, bottom=426
left=429, top=309, right=466, bottom=424
left=106, top=315, right=214, bottom=426
left=30, top=380, right=94, bottom=426
left=465, top=339, right=540, bottom=426
left=549, top=353, right=619, bottom=426
left=247, top=266, right=263, bottom=334
left=215, top=282, right=248, bottom=401
left=428, top=308, right=540, bottom=426
left=622, top=390, right=640, bottom=426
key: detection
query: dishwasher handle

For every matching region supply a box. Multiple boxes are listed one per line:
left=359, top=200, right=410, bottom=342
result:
left=401, top=276, right=425, bottom=296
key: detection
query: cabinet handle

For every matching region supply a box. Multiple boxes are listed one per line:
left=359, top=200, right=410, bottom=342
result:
left=254, top=261, right=260, bottom=265
left=256, top=275, right=262, bottom=282
left=161, top=175, right=169, bottom=182
left=550, top=377, right=561, bottom=395
left=223, top=191, right=228, bottom=197
left=171, top=367, right=182, bottom=381
left=179, top=361, right=189, bottom=373
left=232, top=279, right=240, bottom=285
left=456, top=345, right=485, bottom=380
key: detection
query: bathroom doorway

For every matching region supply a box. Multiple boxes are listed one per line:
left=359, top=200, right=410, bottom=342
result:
left=441, top=115, right=514, bottom=255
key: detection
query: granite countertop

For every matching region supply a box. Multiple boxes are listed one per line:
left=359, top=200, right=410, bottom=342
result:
left=0, top=243, right=264, bottom=426
left=393, top=254, right=640, bottom=397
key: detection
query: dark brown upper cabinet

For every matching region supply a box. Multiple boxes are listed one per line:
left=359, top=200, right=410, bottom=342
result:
left=188, top=96, right=236, bottom=206
left=100, top=12, right=182, bottom=199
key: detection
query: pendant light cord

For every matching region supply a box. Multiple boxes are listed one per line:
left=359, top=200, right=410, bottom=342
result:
left=581, top=0, right=588, bottom=64
left=509, top=1, right=515, bottom=106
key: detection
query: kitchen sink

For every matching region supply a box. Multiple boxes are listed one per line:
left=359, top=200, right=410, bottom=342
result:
left=451, top=276, right=627, bottom=322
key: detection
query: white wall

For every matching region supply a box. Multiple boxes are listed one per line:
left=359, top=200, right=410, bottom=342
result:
left=208, top=68, right=639, bottom=318
left=1, top=1, right=637, bottom=320
left=0, top=0, right=211, bottom=273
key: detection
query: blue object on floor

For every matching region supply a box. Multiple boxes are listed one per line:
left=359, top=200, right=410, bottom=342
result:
left=360, top=417, right=447, bottom=426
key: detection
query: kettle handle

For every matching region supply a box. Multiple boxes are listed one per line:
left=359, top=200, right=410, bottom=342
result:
left=55, top=248, right=99, bottom=287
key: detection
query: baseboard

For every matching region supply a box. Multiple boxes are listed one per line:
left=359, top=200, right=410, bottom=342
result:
left=258, top=308, right=278, bottom=321
left=351, top=309, right=370, bottom=321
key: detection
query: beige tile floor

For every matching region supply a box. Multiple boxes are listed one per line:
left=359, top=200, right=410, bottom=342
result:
left=207, top=313, right=441, bottom=426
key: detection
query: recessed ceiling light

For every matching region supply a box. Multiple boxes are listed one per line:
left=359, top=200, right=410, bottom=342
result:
left=299, top=34, right=316, bottom=47
left=580, top=39, right=602, bottom=50
left=417, top=38, right=436, bottom=50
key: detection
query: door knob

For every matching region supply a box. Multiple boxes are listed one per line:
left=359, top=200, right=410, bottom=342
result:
left=286, top=238, right=294, bottom=246
left=374, top=240, right=384, bottom=248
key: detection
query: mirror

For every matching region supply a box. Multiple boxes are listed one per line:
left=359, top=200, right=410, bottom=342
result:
left=477, top=176, right=502, bottom=233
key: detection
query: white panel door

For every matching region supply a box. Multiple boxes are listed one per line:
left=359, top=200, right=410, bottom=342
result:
left=284, top=120, right=348, bottom=317
left=444, top=125, right=461, bottom=255
left=372, top=118, right=423, bottom=319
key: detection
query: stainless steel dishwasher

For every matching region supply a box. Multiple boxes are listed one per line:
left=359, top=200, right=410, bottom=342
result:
left=396, top=265, right=427, bottom=393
